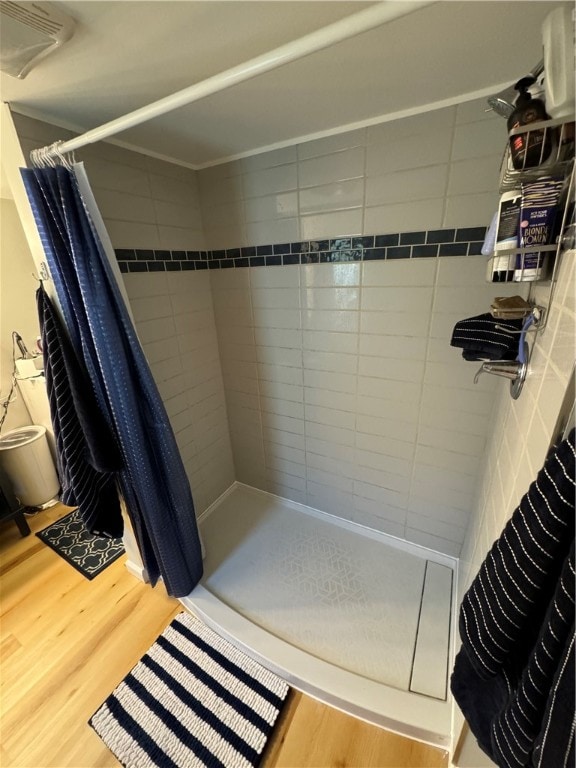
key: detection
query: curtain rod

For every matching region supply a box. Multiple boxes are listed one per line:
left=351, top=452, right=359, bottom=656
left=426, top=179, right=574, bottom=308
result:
left=37, top=1, right=435, bottom=160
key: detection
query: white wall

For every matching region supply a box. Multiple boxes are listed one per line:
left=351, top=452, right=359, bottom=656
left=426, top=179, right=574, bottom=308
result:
left=0, top=196, right=38, bottom=434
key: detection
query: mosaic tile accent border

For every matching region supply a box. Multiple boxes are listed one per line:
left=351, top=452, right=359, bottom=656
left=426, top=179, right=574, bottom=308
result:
left=116, top=227, right=487, bottom=273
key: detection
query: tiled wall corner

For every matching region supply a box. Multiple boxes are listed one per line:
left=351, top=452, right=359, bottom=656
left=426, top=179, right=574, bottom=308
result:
left=13, top=113, right=206, bottom=252
left=211, top=255, right=525, bottom=557
left=122, top=270, right=235, bottom=515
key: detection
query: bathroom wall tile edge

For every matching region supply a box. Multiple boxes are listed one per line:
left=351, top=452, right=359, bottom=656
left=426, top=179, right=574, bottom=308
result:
left=115, top=226, right=487, bottom=273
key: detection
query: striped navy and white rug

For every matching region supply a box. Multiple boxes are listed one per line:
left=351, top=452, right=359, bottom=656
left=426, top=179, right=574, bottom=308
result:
left=89, top=612, right=290, bottom=768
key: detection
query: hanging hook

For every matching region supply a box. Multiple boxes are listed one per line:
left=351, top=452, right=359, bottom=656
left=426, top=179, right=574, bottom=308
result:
left=53, top=142, right=73, bottom=170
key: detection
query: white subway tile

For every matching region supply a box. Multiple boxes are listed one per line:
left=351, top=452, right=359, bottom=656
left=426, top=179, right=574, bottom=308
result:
left=405, top=529, right=462, bottom=557
left=436, top=255, right=492, bottom=286
left=307, top=466, right=353, bottom=492
left=364, top=198, right=444, bottom=234
left=301, top=262, right=361, bottom=287
left=153, top=199, right=202, bottom=230
left=255, top=345, right=302, bottom=367
left=304, top=369, right=356, bottom=393
left=443, top=191, right=499, bottom=229
left=261, top=397, right=304, bottom=420
left=262, top=427, right=305, bottom=451
left=452, top=120, right=503, bottom=161
left=306, top=437, right=355, bottom=463
left=264, top=441, right=306, bottom=465
left=303, top=349, right=357, bottom=374
left=108, top=220, right=160, bottom=250
left=415, top=444, right=479, bottom=477
left=367, top=108, right=455, bottom=143
left=354, top=464, right=410, bottom=494
left=306, top=482, right=354, bottom=519
left=245, top=217, right=299, bottom=245
left=298, top=129, right=366, bottom=160
left=242, top=146, right=298, bottom=172
left=203, top=224, right=246, bottom=250
left=367, top=130, right=452, bottom=175
left=307, top=450, right=355, bottom=481
left=299, top=179, right=364, bottom=215
left=418, top=425, right=486, bottom=457
left=357, top=376, right=420, bottom=403
left=250, top=264, right=300, bottom=288
left=359, top=355, right=425, bottom=383
left=265, top=455, right=306, bottom=479
left=259, top=380, right=303, bottom=403
left=303, top=309, right=359, bottom=333
left=243, top=164, right=298, bottom=198
left=355, top=448, right=411, bottom=478
left=366, top=165, right=448, bottom=207
left=244, top=192, right=298, bottom=222
left=352, top=479, right=408, bottom=511
left=199, top=174, right=243, bottom=206
left=131, top=295, right=174, bottom=322
left=258, top=363, right=303, bottom=385
left=359, top=333, right=427, bottom=361
left=448, top=156, right=502, bottom=196
left=356, top=412, right=417, bottom=443
left=136, top=316, right=177, bottom=344
left=304, top=403, right=356, bottom=430
left=149, top=173, right=200, bottom=205
left=304, top=388, right=356, bottom=413
left=362, top=259, right=437, bottom=287
left=304, top=420, right=355, bottom=447
left=421, top=384, right=494, bottom=416
left=301, top=286, right=360, bottom=311
left=299, top=147, right=365, bottom=188
left=456, top=98, right=499, bottom=125
left=352, top=500, right=406, bottom=537
left=406, top=515, right=466, bottom=546
left=355, top=431, right=414, bottom=461
left=303, top=330, right=358, bottom=354
left=356, top=394, right=415, bottom=423
left=266, top=468, right=306, bottom=493
left=261, top=411, right=305, bottom=435
left=124, top=272, right=169, bottom=299
left=252, top=307, right=301, bottom=329
left=253, top=327, right=302, bottom=349
left=361, top=286, right=433, bottom=313
left=549, top=307, right=576, bottom=383
left=301, top=209, right=363, bottom=240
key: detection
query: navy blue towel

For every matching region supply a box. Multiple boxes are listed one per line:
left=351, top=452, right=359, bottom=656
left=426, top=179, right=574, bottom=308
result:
left=37, top=285, right=124, bottom=538
left=451, top=429, right=575, bottom=768
left=451, top=313, right=523, bottom=361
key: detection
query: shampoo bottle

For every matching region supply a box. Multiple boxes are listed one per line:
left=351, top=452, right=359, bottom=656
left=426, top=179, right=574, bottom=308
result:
left=507, top=77, right=551, bottom=170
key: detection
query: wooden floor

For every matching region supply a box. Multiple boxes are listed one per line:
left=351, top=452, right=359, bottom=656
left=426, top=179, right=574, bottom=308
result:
left=0, top=504, right=448, bottom=768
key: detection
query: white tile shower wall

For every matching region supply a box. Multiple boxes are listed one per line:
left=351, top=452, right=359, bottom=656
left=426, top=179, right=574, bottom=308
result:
left=13, top=114, right=234, bottom=515
left=458, top=250, right=576, bottom=600
left=203, top=99, right=518, bottom=556
left=123, top=271, right=235, bottom=514
left=198, top=99, right=505, bottom=248
left=211, top=255, right=523, bottom=556
left=12, top=114, right=205, bottom=251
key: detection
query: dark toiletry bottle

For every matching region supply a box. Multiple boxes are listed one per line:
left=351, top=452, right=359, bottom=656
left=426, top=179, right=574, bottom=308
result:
left=507, top=77, right=552, bottom=170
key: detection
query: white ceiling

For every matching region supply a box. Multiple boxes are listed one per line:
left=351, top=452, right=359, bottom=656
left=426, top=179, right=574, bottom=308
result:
left=0, top=1, right=567, bottom=169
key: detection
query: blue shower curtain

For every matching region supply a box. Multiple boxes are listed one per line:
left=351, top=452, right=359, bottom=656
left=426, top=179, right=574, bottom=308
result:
left=21, top=164, right=203, bottom=597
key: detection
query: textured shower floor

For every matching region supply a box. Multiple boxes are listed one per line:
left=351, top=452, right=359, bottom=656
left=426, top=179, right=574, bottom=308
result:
left=181, top=484, right=455, bottom=746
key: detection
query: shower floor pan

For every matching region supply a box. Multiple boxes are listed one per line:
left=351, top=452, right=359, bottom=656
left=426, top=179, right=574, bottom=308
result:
left=180, top=483, right=456, bottom=748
